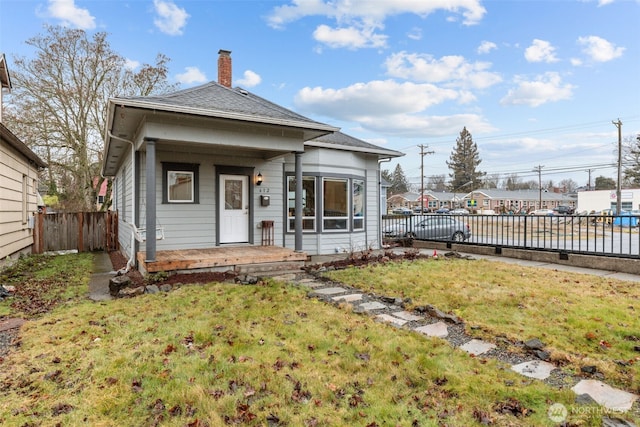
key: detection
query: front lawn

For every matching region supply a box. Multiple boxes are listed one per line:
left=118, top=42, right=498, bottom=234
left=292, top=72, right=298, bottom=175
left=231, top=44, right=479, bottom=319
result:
left=324, top=257, right=640, bottom=394
left=0, top=253, right=633, bottom=426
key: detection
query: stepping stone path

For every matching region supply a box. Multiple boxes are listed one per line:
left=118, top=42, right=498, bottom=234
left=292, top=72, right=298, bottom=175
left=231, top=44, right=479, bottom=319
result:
left=300, top=274, right=639, bottom=421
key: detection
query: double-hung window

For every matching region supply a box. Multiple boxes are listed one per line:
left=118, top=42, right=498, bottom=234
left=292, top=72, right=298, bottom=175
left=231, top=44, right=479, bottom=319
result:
left=352, top=179, right=364, bottom=230
left=323, top=178, right=348, bottom=231
left=287, top=176, right=316, bottom=231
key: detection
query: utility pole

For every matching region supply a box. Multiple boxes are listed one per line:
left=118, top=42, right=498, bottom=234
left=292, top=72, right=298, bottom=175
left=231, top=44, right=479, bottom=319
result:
left=612, top=119, right=622, bottom=215
left=533, top=165, right=544, bottom=209
left=419, top=144, right=434, bottom=211
left=586, top=168, right=593, bottom=191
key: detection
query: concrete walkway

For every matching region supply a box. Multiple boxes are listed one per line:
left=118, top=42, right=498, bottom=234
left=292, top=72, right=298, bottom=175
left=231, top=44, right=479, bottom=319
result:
left=88, top=251, right=115, bottom=301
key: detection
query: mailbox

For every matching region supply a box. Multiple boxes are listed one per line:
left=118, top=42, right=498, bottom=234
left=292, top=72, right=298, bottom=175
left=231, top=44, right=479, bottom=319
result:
left=260, top=195, right=270, bottom=207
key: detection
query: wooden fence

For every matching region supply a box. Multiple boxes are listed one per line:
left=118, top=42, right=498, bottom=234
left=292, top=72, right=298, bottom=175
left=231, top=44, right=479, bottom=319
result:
left=33, top=211, right=119, bottom=254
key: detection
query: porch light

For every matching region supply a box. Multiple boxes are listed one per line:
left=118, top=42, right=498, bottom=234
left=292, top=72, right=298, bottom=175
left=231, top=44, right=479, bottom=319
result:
left=256, top=172, right=263, bottom=186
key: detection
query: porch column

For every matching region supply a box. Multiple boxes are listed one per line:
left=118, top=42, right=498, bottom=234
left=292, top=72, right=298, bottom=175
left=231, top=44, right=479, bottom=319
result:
left=294, top=151, right=303, bottom=252
left=145, top=138, right=157, bottom=262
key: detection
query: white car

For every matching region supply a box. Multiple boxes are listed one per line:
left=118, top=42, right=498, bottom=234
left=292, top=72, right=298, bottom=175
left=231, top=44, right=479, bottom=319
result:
left=530, top=209, right=555, bottom=216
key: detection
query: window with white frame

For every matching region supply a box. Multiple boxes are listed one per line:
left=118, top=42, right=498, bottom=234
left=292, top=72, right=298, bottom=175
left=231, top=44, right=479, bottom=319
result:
left=162, top=163, right=199, bottom=204
left=352, top=179, right=364, bottom=230
left=287, top=176, right=316, bottom=232
left=323, top=178, right=348, bottom=231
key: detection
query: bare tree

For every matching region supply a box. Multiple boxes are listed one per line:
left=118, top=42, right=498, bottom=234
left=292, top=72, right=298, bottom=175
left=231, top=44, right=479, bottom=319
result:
left=622, top=134, right=640, bottom=187
left=5, top=25, right=176, bottom=211
left=427, top=174, right=447, bottom=191
left=558, top=178, right=578, bottom=193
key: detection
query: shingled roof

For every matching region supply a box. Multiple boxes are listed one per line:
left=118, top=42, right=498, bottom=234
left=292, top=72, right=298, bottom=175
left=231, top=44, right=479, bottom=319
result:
left=117, top=81, right=332, bottom=130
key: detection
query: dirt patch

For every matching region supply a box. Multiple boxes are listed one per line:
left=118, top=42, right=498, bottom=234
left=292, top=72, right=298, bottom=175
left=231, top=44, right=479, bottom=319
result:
left=108, top=251, right=237, bottom=286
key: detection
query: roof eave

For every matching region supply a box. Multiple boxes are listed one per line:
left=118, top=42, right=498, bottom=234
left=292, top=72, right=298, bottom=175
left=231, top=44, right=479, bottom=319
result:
left=110, top=98, right=339, bottom=135
left=305, top=140, right=404, bottom=158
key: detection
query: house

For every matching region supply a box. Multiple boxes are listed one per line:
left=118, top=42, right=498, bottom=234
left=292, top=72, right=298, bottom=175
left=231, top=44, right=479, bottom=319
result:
left=101, top=50, right=403, bottom=273
left=0, top=54, right=47, bottom=267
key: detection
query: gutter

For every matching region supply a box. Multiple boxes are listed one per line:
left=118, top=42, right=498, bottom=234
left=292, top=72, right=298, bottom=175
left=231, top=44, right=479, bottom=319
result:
left=107, top=131, right=136, bottom=275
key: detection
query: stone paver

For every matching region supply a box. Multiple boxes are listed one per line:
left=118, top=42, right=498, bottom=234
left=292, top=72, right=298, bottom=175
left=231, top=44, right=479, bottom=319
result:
left=301, top=281, right=326, bottom=289
left=312, top=287, right=348, bottom=296
left=459, top=339, right=496, bottom=356
left=414, top=322, right=449, bottom=338
left=572, top=379, right=639, bottom=412
left=0, top=318, right=25, bottom=332
left=391, top=311, right=422, bottom=322
left=375, top=314, right=408, bottom=327
left=358, top=301, right=387, bottom=311
left=511, top=360, right=556, bottom=380
left=332, top=293, right=363, bottom=303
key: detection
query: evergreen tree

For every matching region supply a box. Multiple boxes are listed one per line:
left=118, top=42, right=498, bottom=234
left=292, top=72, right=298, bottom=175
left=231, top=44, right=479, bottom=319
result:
left=623, top=134, right=640, bottom=187
left=446, top=127, right=485, bottom=191
left=595, top=176, right=616, bottom=190
left=389, top=164, right=410, bottom=195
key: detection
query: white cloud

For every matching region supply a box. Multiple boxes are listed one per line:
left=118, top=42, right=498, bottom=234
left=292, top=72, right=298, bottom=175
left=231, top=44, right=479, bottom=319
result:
left=577, top=35, right=625, bottom=62
left=267, top=1, right=486, bottom=49
left=46, top=0, right=95, bottom=29
left=293, top=79, right=495, bottom=137
left=524, top=39, right=559, bottom=63
left=153, top=0, right=189, bottom=36
left=407, top=27, right=422, bottom=41
left=124, top=59, right=141, bottom=70
left=236, top=70, right=262, bottom=88
left=313, top=24, right=387, bottom=49
left=597, top=0, right=614, bottom=6
left=570, top=57, right=583, bottom=66
left=175, top=66, right=207, bottom=84
left=500, top=72, right=575, bottom=107
left=384, top=51, right=502, bottom=89
left=477, top=41, right=497, bottom=54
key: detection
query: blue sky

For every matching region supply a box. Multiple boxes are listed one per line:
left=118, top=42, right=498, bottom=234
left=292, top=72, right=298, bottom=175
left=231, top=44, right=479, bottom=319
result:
left=1, top=0, right=639, bottom=189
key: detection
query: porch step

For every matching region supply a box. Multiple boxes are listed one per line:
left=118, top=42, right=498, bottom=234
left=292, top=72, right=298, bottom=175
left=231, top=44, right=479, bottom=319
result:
left=236, top=261, right=305, bottom=276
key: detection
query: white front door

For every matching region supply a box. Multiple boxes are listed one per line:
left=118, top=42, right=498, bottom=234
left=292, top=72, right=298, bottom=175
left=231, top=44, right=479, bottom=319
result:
left=219, top=174, right=249, bottom=243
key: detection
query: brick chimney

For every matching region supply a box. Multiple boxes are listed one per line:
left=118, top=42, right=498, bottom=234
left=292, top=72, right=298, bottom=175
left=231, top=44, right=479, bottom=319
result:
left=218, top=49, right=232, bottom=88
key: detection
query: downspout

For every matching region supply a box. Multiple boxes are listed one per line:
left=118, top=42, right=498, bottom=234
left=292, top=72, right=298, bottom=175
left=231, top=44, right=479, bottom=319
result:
left=107, top=131, right=136, bottom=274
left=378, top=158, right=392, bottom=248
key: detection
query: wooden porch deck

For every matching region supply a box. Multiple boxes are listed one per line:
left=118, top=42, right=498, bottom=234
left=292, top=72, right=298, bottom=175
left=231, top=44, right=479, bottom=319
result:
left=136, top=245, right=308, bottom=274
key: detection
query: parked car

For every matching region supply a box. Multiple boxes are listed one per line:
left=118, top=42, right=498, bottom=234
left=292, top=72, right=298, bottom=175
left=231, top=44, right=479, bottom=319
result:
left=530, top=209, right=555, bottom=216
left=553, top=205, right=575, bottom=215
left=384, top=216, right=471, bottom=242
left=413, top=206, right=429, bottom=214
left=435, top=208, right=450, bottom=214
left=392, top=207, right=412, bottom=215
left=450, top=208, right=470, bottom=215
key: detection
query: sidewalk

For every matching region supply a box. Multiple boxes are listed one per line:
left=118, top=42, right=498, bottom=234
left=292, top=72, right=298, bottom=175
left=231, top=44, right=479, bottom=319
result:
left=88, top=251, right=115, bottom=301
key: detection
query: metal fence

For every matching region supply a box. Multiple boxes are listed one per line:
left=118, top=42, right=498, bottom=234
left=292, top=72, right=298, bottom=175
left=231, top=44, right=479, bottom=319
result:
left=382, top=213, right=640, bottom=259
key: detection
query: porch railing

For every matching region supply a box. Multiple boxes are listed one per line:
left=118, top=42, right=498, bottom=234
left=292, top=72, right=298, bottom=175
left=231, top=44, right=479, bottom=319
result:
left=382, top=213, right=640, bottom=259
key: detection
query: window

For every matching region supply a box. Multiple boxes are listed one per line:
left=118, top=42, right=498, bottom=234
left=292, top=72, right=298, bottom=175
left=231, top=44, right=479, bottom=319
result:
left=287, top=176, right=316, bottom=231
left=162, top=163, right=199, bottom=204
left=22, top=174, right=28, bottom=224
left=323, top=178, right=348, bottom=230
left=352, top=179, right=364, bottom=230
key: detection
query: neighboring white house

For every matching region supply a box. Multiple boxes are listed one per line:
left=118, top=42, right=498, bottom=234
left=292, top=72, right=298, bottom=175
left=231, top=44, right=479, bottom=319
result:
left=101, top=50, right=403, bottom=270
left=577, top=189, right=640, bottom=213
left=0, top=54, right=47, bottom=266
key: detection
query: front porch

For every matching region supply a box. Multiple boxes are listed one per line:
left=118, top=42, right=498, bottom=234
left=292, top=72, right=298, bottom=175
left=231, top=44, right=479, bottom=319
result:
left=136, top=245, right=308, bottom=275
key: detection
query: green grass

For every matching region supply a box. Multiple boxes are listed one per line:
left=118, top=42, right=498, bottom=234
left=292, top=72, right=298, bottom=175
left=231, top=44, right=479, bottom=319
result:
left=325, top=258, right=640, bottom=393
left=0, top=253, right=633, bottom=426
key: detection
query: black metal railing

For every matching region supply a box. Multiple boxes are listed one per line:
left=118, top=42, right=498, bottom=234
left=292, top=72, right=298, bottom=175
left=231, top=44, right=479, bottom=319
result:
left=382, top=213, right=640, bottom=259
